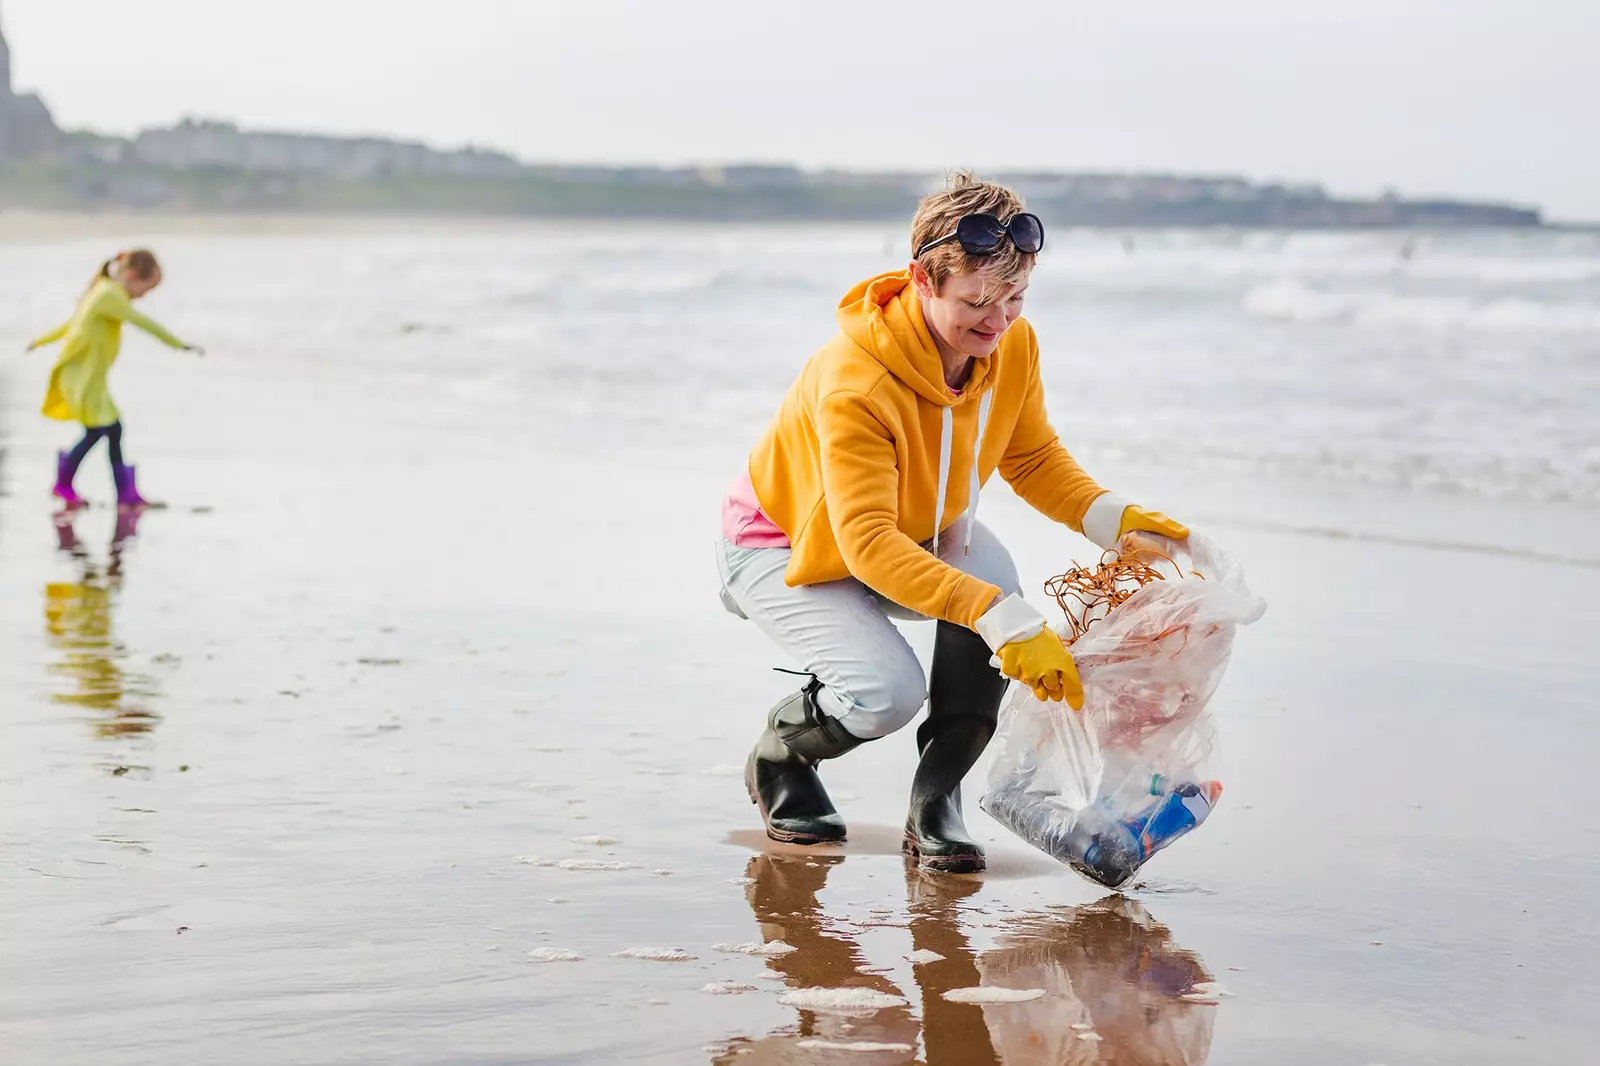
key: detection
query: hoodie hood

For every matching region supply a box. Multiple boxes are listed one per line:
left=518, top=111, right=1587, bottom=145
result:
left=836, top=270, right=992, bottom=407
left=836, top=270, right=997, bottom=557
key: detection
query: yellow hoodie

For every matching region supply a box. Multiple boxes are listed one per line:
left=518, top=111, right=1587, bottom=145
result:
left=31, top=277, right=188, bottom=428
left=747, top=270, right=1110, bottom=628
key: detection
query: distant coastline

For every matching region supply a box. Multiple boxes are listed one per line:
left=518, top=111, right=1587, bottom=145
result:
left=0, top=156, right=1546, bottom=229
left=0, top=16, right=1549, bottom=229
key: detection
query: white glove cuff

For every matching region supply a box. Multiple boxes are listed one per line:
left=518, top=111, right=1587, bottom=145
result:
left=1082, top=491, right=1132, bottom=550
left=974, top=594, right=1048, bottom=653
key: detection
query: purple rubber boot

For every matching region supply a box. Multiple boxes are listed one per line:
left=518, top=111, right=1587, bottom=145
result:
left=52, top=450, right=86, bottom=509
left=113, top=462, right=155, bottom=511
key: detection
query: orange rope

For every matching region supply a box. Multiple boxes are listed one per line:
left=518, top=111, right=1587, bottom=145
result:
left=1044, top=545, right=1200, bottom=646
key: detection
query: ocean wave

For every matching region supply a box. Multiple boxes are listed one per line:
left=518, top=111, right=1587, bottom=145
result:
left=1241, top=279, right=1600, bottom=333
left=1082, top=441, right=1600, bottom=508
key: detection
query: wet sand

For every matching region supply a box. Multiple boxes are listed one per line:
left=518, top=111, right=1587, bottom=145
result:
left=2, top=221, right=1598, bottom=1064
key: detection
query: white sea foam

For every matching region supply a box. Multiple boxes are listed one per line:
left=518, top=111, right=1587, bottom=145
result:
left=612, top=946, right=696, bottom=961
left=941, top=987, right=1046, bottom=1004
left=777, top=988, right=908, bottom=1014
left=515, top=856, right=639, bottom=871
left=527, top=948, right=583, bottom=962
left=702, top=981, right=759, bottom=995
left=904, top=949, right=945, bottom=964
left=713, top=940, right=797, bottom=957
left=1241, top=279, right=1600, bottom=334
left=796, top=1040, right=916, bottom=1052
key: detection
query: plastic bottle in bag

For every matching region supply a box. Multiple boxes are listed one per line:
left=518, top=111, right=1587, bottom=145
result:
left=1123, top=781, right=1221, bottom=860
left=1005, top=781, right=1222, bottom=888
left=981, top=532, right=1265, bottom=886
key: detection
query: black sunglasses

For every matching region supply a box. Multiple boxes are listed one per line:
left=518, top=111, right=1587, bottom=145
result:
left=914, top=212, right=1045, bottom=260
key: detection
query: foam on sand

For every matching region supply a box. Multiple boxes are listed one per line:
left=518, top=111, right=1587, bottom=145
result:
left=941, top=986, right=1046, bottom=1004
left=701, top=981, right=759, bottom=994
left=796, top=1040, right=916, bottom=1053
left=514, top=855, right=640, bottom=871
left=777, top=987, right=908, bottom=1014
left=526, top=948, right=583, bottom=962
left=612, top=946, right=697, bottom=961
left=712, top=940, right=797, bottom=957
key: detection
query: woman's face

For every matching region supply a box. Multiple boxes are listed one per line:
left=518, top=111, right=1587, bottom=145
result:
left=913, top=264, right=1030, bottom=361
left=124, top=270, right=162, bottom=299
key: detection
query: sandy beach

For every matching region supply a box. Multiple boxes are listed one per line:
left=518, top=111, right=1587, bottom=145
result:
left=1, top=216, right=1596, bottom=1065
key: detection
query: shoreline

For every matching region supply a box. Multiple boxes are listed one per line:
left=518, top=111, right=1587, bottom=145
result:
left=0, top=206, right=1580, bottom=235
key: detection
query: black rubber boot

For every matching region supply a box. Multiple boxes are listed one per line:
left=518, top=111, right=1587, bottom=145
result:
left=745, top=677, right=866, bottom=845
left=903, top=621, right=1009, bottom=873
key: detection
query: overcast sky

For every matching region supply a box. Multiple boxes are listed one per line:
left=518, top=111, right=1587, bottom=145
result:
left=7, top=1, right=1597, bottom=219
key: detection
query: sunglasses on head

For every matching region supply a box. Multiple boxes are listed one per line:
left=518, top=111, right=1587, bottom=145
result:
left=914, top=212, right=1045, bottom=260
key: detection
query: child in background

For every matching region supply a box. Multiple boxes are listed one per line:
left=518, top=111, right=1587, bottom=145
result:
left=26, top=249, right=203, bottom=510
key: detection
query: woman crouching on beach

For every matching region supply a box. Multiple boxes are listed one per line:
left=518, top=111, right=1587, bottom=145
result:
left=715, top=174, right=1189, bottom=873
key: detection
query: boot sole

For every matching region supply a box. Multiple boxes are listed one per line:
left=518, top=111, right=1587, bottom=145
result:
left=745, top=767, right=846, bottom=846
left=902, top=831, right=987, bottom=874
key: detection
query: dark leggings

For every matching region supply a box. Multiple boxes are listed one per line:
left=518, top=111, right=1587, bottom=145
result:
left=63, top=421, right=125, bottom=478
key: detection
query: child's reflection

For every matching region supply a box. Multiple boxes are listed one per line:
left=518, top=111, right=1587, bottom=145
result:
left=44, top=508, right=159, bottom=738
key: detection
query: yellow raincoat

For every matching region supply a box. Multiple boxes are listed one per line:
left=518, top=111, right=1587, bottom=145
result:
left=31, top=277, right=187, bottom=427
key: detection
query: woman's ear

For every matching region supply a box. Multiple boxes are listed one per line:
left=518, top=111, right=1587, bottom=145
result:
left=909, top=260, right=936, bottom=299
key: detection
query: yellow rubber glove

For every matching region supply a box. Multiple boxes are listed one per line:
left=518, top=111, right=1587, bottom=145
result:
left=995, top=629, right=1084, bottom=709
left=1118, top=505, right=1188, bottom=542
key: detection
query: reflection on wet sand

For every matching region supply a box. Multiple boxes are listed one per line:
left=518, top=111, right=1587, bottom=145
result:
left=714, top=853, right=926, bottom=1063
left=716, top=854, right=1214, bottom=1065
left=43, top=508, right=160, bottom=739
left=974, top=898, right=1214, bottom=1065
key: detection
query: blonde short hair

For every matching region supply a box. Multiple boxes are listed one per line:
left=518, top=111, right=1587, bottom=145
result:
left=910, top=172, right=1034, bottom=300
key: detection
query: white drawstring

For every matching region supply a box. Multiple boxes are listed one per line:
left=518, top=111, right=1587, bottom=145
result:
left=930, top=391, right=993, bottom=558
left=964, top=391, right=993, bottom=556
left=931, top=405, right=954, bottom=556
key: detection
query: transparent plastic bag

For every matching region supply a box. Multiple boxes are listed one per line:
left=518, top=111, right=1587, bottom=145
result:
left=980, top=532, right=1266, bottom=887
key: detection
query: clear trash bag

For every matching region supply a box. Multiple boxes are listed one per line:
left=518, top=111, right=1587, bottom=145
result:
left=980, top=532, right=1266, bottom=887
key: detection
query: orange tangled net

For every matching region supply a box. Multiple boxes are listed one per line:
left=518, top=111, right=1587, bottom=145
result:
left=1045, top=546, right=1202, bottom=646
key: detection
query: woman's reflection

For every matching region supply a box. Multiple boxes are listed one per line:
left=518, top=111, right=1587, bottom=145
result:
left=716, top=852, right=1215, bottom=1065
left=905, top=868, right=1001, bottom=1066
left=972, top=896, right=1215, bottom=1065
left=44, top=507, right=159, bottom=738
left=714, top=853, right=925, bottom=1062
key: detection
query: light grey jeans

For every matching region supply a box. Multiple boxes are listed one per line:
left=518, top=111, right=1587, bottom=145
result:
left=715, top=518, right=1021, bottom=741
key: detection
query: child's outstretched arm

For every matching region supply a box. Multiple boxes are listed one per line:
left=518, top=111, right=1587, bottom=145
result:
left=25, top=321, right=70, bottom=351
left=102, top=285, right=197, bottom=352
left=120, top=305, right=189, bottom=349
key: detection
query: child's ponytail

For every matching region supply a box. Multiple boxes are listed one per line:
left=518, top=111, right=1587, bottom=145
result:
left=88, top=249, right=159, bottom=291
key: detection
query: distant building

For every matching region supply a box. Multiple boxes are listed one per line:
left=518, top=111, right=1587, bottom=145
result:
left=132, top=117, right=525, bottom=180
left=0, top=9, right=61, bottom=159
